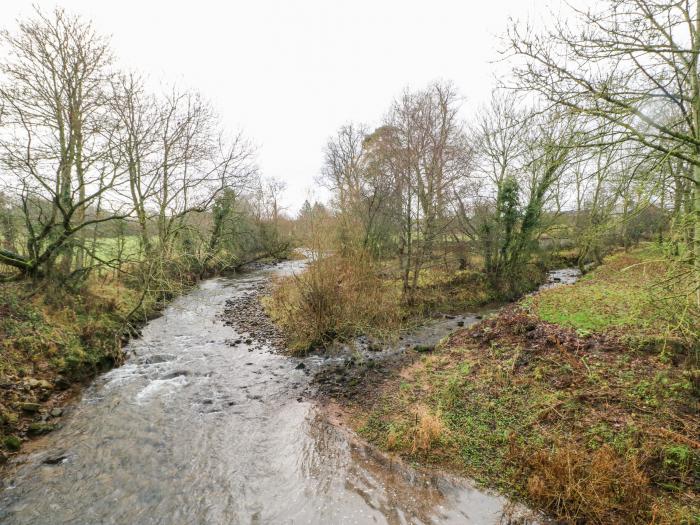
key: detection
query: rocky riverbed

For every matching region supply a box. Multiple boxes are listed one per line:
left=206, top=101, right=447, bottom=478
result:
left=217, top=263, right=490, bottom=404
left=221, top=279, right=286, bottom=352
left=0, top=373, right=83, bottom=464
left=217, top=264, right=580, bottom=440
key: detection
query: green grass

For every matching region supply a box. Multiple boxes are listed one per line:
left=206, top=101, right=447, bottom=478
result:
left=531, top=245, right=696, bottom=344
left=0, top=281, right=140, bottom=379
left=93, top=235, right=143, bottom=262
left=0, top=235, right=144, bottom=271
left=536, top=284, right=645, bottom=333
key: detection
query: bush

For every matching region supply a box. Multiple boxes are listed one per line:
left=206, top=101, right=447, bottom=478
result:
left=265, top=252, right=403, bottom=352
left=3, top=435, right=22, bottom=451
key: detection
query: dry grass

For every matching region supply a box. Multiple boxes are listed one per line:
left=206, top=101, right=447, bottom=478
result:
left=518, top=441, right=652, bottom=524
left=265, top=253, right=404, bottom=352
left=411, top=406, right=447, bottom=453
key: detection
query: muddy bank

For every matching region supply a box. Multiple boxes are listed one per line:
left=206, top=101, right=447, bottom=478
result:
left=0, top=379, right=78, bottom=460
left=307, top=311, right=487, bottom=403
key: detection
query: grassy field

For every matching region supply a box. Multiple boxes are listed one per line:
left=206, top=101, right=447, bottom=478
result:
left=93, top=235, right=143, bottom=262
left=529, top=245, right=695, bottom=344
left=346, top=246, right=699, bottom=524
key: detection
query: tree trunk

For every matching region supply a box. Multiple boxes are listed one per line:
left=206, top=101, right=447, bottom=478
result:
left=692, top=3, right=700, bottom=307
left=693, top=162, right=700, bottom=306
left=0, top=248, right=32, bottom=274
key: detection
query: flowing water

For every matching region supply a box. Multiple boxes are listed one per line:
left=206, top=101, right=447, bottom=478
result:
left=0, top=261, right=569, bottom=525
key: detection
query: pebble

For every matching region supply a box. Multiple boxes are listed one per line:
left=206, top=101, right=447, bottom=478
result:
left=19, top=402, right=41, bottom=413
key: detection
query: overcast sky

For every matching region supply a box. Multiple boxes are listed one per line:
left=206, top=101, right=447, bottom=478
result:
left=1, top=0, right=562, bottom=214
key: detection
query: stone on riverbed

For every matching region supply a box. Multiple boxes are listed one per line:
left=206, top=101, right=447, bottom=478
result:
left=54, top=375, right=71, bottom=390
left=25, top=378, right=53, bottom=390
left=27, top=422, right=56, bottom=436
left=19, top=402, right=41, bottom=413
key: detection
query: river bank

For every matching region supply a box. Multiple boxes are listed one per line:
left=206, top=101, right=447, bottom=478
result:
left=324, top=248, right=699, bottom=524
left=0, top=279, right=143, bottom=463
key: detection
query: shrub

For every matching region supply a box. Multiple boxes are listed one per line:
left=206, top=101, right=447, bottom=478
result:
left=411, top=406, right=446, bottom=453
left=3, top=435, right=22, bottom=452
left=265, top=252, right=403, bottom=352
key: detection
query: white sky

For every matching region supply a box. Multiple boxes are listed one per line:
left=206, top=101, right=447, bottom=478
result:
left=1, top=0, right=564, bottom=214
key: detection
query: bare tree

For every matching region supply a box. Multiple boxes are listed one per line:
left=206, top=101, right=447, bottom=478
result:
left=109, top=73, right=160, bottom=255
left=321, top=124, right=367, bottom=215
left=321, top=123, right=399, bottom=255
left=508, top=0, right=700, bottom=302
left=0, top=7, right=127, bottom=279
left=386, top=81, right=473, bottom=297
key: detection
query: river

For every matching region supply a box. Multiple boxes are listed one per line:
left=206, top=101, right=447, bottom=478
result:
left=0, top=261, right=574, bottom=524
